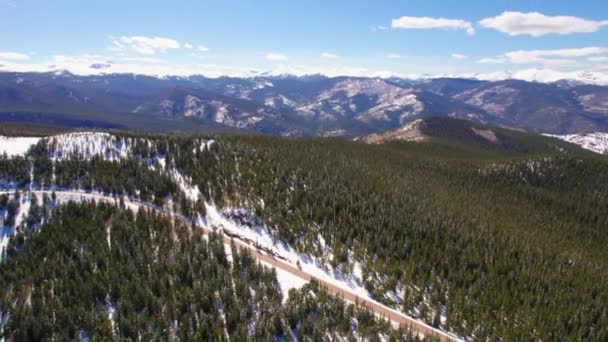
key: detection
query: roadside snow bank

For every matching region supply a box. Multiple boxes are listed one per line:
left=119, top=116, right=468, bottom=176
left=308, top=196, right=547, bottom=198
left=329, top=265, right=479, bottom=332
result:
left=203, top=203, right=370, bottom=299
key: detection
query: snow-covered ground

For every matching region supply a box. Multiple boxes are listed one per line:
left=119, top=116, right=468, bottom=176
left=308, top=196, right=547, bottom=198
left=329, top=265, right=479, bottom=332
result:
left=47, top=132, right=133, bottom=161
left=258, top=259, right=307, bottom=302
left=0, top=136, right=41, bottom=157
left=545, top=132, right=608, bottom=155
left=1, top=131, right=215, bottom=160
left=202, top=204, right=370, bottom=299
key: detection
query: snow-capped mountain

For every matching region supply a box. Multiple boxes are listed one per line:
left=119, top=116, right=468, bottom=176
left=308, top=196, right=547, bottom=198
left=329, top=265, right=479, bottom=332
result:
left=2, top=72, right=608, bottom=136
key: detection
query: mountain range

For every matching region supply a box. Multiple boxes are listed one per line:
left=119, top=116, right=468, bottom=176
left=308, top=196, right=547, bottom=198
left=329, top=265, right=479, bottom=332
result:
left=1, top=71, right=608, bottom=136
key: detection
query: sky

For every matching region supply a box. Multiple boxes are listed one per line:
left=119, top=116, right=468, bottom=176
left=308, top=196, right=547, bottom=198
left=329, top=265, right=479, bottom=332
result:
left=1, top=0, right=608, bottom=81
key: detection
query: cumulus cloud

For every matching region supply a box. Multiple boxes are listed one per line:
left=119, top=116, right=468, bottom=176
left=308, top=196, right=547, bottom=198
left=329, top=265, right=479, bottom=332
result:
left=392, top=16, right=475, bottom=35
left=479, top=11, right=608, bottom=37
left=265, top=53, right=288, bottom=61
left=184, top=43, right=193, bottom=49
left=0, top=51, right=30, bottom=61
left=113, top=36, right=180, bottom=55
left=386, top=53, right=401, bottom=59
left=451, top=53, right=467, bottom=60
left=197, top=45, right=209, bottom=52
left=320, top=52, right=339, bottom=59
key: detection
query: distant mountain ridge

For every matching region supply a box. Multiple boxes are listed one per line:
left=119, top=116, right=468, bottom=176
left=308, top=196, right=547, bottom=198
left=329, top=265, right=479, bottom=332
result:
left=1, top=71, right=608, bottom=136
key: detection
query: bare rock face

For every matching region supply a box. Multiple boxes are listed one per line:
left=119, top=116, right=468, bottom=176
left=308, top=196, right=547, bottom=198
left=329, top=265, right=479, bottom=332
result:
left=471, top=127, right=499, bottom=143
left=363, top=119, right=427, bottom=144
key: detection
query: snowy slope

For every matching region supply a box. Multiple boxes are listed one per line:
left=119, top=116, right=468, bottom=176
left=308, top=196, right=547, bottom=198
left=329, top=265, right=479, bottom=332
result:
left=202, top=204, right=370, bottom=300
left=0, top=137, right=41, bottom=157
left=545, top=132, right=608, bottom=155
left=47, top=132, right=134, bottom=161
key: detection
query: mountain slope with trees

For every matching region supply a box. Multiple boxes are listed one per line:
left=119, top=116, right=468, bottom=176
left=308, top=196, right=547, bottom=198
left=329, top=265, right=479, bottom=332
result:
left=2, top=72, right=608, bottom=136
left=0, top=124, right=607, bottom=340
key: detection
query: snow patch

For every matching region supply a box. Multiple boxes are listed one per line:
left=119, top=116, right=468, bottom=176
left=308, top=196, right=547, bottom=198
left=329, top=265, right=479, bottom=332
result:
left=47, top=132, right=132, bottom=161
left=545, top=132, right=608, bottom=155
left=0, top=136, right=41, bottom=157
left=258, top=259, right=307, bottom=302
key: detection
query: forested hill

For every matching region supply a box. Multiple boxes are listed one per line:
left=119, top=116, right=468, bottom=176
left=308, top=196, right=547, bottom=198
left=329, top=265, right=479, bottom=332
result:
left=363, top=116, right=591, bottom=157
left=0, top=126, right=607, bottom=340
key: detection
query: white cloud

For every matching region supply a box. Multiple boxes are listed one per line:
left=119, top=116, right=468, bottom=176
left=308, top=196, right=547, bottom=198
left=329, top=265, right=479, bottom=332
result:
left=265, top=53, right=288, bottom=61
left=184, top=43, right=193, bottom=49
left=392, top=16, right=475, bottom=35
left=479, top=47, right=607, bottom=67
left=451, top=53, right=467, bottom=60
left=320, top=52, right=339, bottom=59
left=589, top=56, right=608, bottom=63
left=386, top=53, right=401, bottom=59
left=478, top=57, right=506, bottom=64
left=197, top=45, right=209, bottom=52
left=0, top=53, right=259, bottom=78
left=479, top=11, right=608, bottom=37
left=505, top=47, right=607, bottom=64
left=114, top=36, right=180, bottom=55
left=0, top=51, right=30, bottom=61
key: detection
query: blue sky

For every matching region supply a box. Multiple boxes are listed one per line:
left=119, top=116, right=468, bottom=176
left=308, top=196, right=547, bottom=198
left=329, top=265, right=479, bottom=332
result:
left=1, top=0, right=607, bottom=81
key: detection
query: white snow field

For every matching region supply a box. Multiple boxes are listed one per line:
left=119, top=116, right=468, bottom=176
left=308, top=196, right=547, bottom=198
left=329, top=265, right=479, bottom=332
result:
left=0, top=136, right=41, bottom=157
left=545, top=132, right=608, bottom=155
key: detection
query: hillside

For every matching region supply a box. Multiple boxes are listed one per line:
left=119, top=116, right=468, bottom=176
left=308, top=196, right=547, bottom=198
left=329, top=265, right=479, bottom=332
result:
left=363, top=116, right=589, bottom=156
left=0, top=127, right=607, bottom=340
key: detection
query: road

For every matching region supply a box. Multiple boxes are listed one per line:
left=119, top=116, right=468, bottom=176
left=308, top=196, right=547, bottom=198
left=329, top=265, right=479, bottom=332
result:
left=26, top=189, right=461, bottom=341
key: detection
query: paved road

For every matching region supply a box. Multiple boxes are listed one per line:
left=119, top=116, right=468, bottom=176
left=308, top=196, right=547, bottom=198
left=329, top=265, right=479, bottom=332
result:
left=27, top=189, right=460, bottom=341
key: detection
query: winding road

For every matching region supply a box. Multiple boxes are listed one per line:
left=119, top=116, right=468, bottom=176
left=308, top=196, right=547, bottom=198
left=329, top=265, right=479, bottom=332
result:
left=23, top=189, right=461, bottom=341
